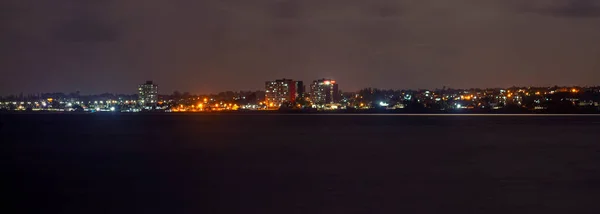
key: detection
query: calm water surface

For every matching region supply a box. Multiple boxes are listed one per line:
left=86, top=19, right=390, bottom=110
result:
left=3, top=114, right=600, bottom=213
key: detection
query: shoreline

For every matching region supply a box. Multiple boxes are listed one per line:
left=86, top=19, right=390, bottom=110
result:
left=2, top=110, right=600, bottom=116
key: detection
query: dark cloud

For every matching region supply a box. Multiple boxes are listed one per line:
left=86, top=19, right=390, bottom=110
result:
left=1, top=0, right=599, bottom=94
left=54, top=17, right=120, bottom=43
left=0, top=2, right=16, bottom=23
left=367, top=4, right=404, bottom=18
left=51, top=0, right=121, bottom=43
left=519, top=0, right=600, bottom=18
left=552, top=0, right=600, bottom=18
left=270, top=0, right=303, bottom=19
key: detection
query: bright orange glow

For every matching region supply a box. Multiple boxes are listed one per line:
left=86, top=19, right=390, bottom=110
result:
left=535, top=92, right=541, bottom=95
left=572, top=89, right=579, bottom=93
left=269, top=103, right=274, bottom=107
left=203, top=98, right=208, bottom=103
left=507, top=94, right=513, bottom=98
left=259, top=102, right=263, bottom=105
left=331, top=80, right=336, bottom=84
left=324, top=81, right=331, bottom=85
left=360, top=103, right=364, bottom=107
left=47, top=98, right=53, bottom=102
left=215, top=104, right=219, bottom=107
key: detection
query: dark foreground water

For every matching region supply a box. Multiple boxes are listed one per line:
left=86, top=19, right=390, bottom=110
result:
left=3, top=113, right=600, bottom=214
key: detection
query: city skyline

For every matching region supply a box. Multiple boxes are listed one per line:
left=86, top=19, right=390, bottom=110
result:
left=1, top=75, right=599, bottom=96
left=1, top=79, right=599, bottom=97
left=2, top=0, right=600, bottom=94
left=2, top=81, right=598, bottom=113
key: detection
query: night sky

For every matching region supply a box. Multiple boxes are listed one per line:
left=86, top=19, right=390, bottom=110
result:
left=2, top=0, right=599, bottom=95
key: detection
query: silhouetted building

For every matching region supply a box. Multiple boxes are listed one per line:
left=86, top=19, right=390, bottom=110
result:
left=310, top=79, right=340, bottom=105
left=296, top=81, right=305, bottom=98
left=138, top=81, right=158, bottom=105
left=265, top=79, right=302, bottom=108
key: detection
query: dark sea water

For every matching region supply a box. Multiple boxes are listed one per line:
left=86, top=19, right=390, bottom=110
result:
left=3, top=113, right=600, bottom=214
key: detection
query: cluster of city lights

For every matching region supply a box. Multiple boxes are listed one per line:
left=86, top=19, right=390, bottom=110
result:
left=1, top=82, right=599, bottom=113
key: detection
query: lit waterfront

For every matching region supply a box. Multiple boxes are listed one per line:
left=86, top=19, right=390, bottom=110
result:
left=1, top=80, right=599, bottom=114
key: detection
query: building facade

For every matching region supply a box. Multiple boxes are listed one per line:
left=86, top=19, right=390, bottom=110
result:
left=138, top=81, right=158, bottom=105
left=265, top=79, right=303, bottom=108
left=310, top=79, right=340, bottom=105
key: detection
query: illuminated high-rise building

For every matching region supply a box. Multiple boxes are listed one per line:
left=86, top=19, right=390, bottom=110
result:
left=310, top=79, right=340, bottom=105
left=265, top=79, right=303, bottom=108
left=138, top=81, right=158, bottom=105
